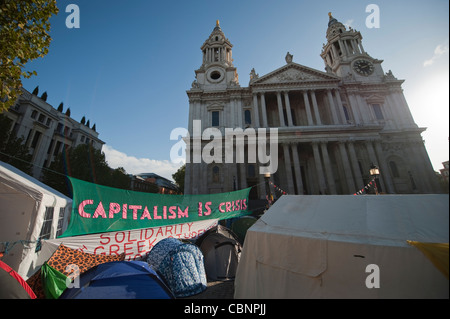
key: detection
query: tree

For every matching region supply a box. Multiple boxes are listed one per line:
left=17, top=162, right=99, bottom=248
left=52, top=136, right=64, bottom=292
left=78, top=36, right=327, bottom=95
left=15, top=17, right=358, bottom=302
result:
left=43, top=143, right=132, bottom=197
left=172, top=164, right=185, bottom=194
left=0, top=0, right=59, bottom=113
left=0, top=114, right=32, bottom=174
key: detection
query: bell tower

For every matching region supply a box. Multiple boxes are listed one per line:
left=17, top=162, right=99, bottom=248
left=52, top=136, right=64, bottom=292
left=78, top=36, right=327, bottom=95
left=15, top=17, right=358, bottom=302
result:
left=320, top=13, right=384, bottom=81
left=192, top=20, right=239, bottom=90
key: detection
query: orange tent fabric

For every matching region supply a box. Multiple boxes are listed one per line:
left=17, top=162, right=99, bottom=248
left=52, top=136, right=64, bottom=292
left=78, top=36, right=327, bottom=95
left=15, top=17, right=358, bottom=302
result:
left=27, top=244, right=125, bottom=298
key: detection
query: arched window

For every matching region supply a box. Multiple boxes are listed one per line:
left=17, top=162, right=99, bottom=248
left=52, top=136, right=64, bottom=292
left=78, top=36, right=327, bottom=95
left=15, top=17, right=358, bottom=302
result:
left=389, top=161, right=400, bottom=178
left=244, top=110, right=251, bottom=125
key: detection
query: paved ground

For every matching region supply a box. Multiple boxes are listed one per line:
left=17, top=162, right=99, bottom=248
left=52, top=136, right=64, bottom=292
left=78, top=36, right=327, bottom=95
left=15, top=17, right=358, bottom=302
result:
left=181, top=280, right=235, bottom=299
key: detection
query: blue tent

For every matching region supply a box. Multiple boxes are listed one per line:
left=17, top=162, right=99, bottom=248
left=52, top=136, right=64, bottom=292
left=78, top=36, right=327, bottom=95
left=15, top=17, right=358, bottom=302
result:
left=59, top=261, right=174, bottom=299
left=147, top=238, right=207, bottom=298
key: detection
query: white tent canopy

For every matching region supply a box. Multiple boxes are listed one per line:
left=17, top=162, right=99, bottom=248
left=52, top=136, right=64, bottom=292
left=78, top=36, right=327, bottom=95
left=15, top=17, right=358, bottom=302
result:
left=235, top=195, right=449, bottom=299
left=0, top=161, right=72, bottom=279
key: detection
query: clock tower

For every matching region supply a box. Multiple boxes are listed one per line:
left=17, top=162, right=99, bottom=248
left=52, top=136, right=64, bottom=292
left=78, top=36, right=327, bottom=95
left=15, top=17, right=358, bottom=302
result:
left=320, top=13, right=384, bottom=82
left=192, top=20, right=239, bottom=91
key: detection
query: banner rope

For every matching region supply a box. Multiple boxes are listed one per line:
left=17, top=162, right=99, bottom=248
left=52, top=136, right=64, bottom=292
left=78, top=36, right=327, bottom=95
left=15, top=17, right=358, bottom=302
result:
left=353, top=177, right=376, bottom=195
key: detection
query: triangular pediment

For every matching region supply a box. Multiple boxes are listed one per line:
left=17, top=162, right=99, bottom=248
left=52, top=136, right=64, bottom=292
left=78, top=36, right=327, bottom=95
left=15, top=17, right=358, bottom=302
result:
left=251, top=62, right=339, bottom=85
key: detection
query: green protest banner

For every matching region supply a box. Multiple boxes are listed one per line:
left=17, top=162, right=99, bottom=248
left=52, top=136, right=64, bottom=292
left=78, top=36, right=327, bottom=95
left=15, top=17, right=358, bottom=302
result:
left=60, top=177, right=251, bottom=237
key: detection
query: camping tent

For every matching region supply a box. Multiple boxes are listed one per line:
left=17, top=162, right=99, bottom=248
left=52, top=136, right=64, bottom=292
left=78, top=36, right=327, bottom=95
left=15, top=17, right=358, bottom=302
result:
left=59, top=261, right=174, bottom=299
left=196, top=225, right=242, bottom=281
left=0, top=161, right=72, bottom=279
left=0, top=260, right=36, bottom=299
left=147, top=238, right=207, bottom=298
left=235, top=195, right=449, bottom=299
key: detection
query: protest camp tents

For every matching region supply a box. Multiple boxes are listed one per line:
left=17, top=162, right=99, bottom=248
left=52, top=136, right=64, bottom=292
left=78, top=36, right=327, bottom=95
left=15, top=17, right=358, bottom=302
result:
left=59, top=261, right=174, bottom=299
left=235, top=194, right=449, bottom=299
left=196, top=225, right=242, bottom=281
left=0, top=161, right=72, bottom=280
left=0, top=260, right=36, bottom=299
left=26, top=244, right=125, bottom=299
left=147, top=237, right=207, bottom=297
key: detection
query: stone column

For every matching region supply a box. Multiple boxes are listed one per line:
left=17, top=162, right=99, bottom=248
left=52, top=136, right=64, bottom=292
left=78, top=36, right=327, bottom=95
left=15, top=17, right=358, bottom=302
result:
left=276, top=91, right=286, bottom=127
left=261, top=92, right=268, bottom=127
left=291, top=143, right=304, bottom=194
left=320, top=141, right=337, bottom=194
left=302, top=90, right=314, bottom=126
left=347, top=93, right=362, bottom=124
left=356, top=95, right=371, bottom=123
left=327, top=89, right=339, bottom=124
left=284, top=91, right=294, bottom=126
left=282, top=143, right=295, bottom=194
left=312, top=142, right=327, bottom=194
left=310, top=90, right=322, bottom=125
left=347, top=141, right=364, bottom=189
left=334, top=89, right=347, bottom=124
left=252, top=93, right=260, bottom=127
left=338, top=141, right=356, bottom=193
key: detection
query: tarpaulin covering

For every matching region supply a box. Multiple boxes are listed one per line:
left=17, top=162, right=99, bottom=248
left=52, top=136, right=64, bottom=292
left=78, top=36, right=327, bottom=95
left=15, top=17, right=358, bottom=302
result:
left=61, top=177, right=251, bottom=237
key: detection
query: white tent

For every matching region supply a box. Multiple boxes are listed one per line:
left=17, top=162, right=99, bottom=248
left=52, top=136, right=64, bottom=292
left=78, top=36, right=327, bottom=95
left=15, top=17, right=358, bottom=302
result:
left=0, top=161, right=72, bottom=279
left=235, top=194, right=449, bottom=299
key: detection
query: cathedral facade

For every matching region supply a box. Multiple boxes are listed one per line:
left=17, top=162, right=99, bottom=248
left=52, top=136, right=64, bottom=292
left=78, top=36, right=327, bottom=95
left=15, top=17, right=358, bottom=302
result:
left=184, top=15, right=440, bottom=198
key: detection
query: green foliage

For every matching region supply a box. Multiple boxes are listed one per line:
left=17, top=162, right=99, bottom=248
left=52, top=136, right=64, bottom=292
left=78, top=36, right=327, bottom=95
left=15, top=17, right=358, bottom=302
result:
left=0, top=0, right=59, bottom=113
left=0, top=114, right=32, bottom=174
left=172, top=164, right=185, bottom=194
left=43, top=144, right=132, bottom=197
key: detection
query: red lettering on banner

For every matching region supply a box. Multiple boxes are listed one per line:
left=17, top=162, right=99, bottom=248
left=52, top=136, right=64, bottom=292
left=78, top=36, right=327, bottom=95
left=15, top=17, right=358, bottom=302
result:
left=137, top=240, right=146, bottom=253
left=155, top=227, right=164, bottom=238
left=178, top=206, right=189, bottom=218
left=78, top=199, right=93, bottom=218
left=219, top=202, right=225, bottom=213
left=109, top=203, right=121, bottom=218
left=204, top=201, right=212, bottom=215
left=148, top=238, right=157, bottom=249
left=122, top=204, right=127, bottom=219
left=226, top=202, right=231, bottom=212
left=243, top=199, right=247, bottom=210
left=129, top=205, right=141, bottom=220
left=93, top=201, right=107, bottom=218
left=140, top=206, right=151, bottom=220
left=109, top=244, right=120, bottom=255
left=153, top=206, right=161, bottom=219
left=127, top=231, right=136, bottom=242
left=165, top=225, right=173, bottom=236
left=163, top=206, right=167, bottom=219
left=123, top=242, right=133, bottom=257
left=99, top=233, right=110, bottom=245
left=169, top=206, right=177, bottom=219
left=198, top=202, right=202, bottom=216
left=115, top=232, right=125, bottom=243
left=142, top=228, right=153, bottom=239
left=94, top=246, right=105, bottom=255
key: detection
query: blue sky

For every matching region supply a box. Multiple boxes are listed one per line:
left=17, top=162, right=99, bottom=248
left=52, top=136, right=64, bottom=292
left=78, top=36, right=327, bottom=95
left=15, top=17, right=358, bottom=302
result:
left=21, top=0, right=449, bottom=180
